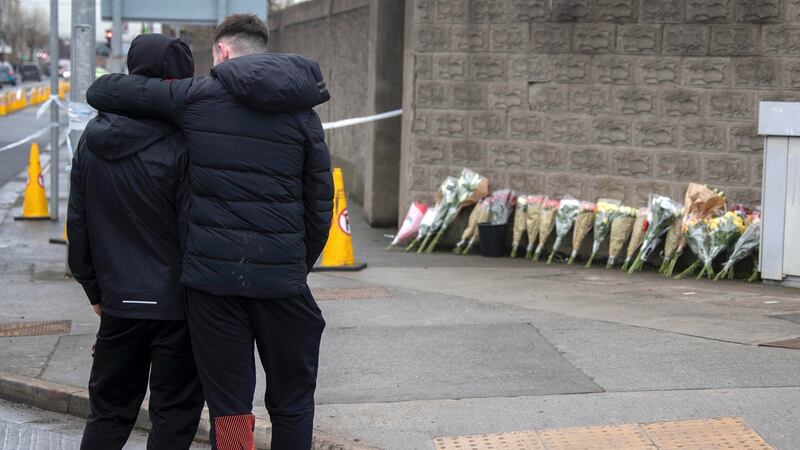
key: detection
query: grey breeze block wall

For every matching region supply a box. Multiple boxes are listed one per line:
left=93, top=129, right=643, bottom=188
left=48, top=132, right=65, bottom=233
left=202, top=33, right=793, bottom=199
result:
left=400, top=0, right=800, bottom=215
left=268, top=0, right=405, bottom=226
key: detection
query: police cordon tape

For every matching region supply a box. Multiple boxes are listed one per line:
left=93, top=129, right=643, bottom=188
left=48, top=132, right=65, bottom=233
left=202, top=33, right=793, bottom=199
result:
left=0, top=108, right=405, bottom=155
left=322, top=109, right=402, bottom=130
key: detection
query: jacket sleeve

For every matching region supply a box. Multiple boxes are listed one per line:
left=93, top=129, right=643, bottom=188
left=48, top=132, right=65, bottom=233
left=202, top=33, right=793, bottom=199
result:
left=67, top=139, right=101, bottom=305
left=173, top=138, right=190, bottom=255
left=301, top=111, right=334, bottom=272
left=86, top=74, right=194, bottom=125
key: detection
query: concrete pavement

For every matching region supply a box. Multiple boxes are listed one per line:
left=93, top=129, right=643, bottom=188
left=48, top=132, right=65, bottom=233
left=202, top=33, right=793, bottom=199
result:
left=0, top=111, right=798, bottom=449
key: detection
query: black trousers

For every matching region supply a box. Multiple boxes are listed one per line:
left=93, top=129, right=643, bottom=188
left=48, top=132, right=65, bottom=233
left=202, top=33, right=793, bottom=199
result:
left=80, top=314, right=205, bottom=450
left=186, top=287, right=325, bottom=450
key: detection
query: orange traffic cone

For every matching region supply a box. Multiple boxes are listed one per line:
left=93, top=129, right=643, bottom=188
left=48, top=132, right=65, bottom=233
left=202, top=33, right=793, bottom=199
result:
left=49, top=222, right=68, bottom=245
left=315, top=168, right=366, bottom=271
left=0, top=94, right=6, bottom=116
left=15, top=143, right=50, bottom=220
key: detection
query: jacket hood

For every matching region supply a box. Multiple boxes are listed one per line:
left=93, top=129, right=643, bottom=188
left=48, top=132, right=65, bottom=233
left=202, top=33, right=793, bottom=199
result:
left=127, top=33, right=194, bottom=79
left=85, top=112, right=176, bottom=161
left=211, top=53, right=330, bottom=113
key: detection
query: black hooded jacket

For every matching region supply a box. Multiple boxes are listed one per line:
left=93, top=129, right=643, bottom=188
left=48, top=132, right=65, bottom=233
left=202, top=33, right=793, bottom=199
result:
left=86, top=53, right=333, bottom=300
left=68, top=34, right=193, bottom=320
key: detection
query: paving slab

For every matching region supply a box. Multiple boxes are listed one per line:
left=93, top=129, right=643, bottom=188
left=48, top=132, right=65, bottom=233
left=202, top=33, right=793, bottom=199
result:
left=315, top=387, right=800, bottom=450
left=316, top=323, right=601, bottom=404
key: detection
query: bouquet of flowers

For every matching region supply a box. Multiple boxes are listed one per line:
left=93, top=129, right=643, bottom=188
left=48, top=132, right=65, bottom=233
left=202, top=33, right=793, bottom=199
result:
left=406, top=204, right=439, bottom=251
left=510, top=195, right=528, bottom=258
left=568, top=202, right=596, bottom=264
left=715, top=214, right=761, bottom=281
left=627, top=195, right=682, bottom=273
left=606, top=206, right=637, bottom=268
left=532, top=198, right=560, bottom=261
left=677, top=211, right=746, bottom=279
left=409, top=177, right=457, bottom=252
left=662, top=184, right=726, bottom=277
left=424, top=169, right=489, bottom=253
left=525, top=196, right=544, bottom=259
left=547, top=197, right=581, bottom=264
left=387, top=202, right=428, bottom=250
left=488, top=189, right=516, bottom=225
left=586, top=199, right=621, bottom=267
left=658, top=214, right=683, bottom=273
left=621, top=208, right=649, bottom=271
left=453, top=199, right=487, bottom=254
left=460, top=198, right=492, bottom=255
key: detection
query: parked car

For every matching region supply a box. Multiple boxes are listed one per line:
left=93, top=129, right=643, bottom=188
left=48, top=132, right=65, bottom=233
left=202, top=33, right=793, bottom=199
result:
left=19, top=64, right=42, bottom=82
left=0, top=62, right=17, bottom=86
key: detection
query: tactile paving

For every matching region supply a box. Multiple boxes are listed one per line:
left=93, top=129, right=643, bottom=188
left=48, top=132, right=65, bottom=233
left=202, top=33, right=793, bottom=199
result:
left=434, top=417, right=773, bottom=450
left=434, top=431, right=545, bottom=450
left=313, top=287, right=391, bottom=301
left=0, top=320, right=71, bottom=337
left=538, top=423, right=656, bottom=450
left=642, top=417, right=773, bottom=449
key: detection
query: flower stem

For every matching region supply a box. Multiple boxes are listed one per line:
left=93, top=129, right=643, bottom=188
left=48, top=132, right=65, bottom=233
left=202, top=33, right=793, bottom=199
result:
left=586, top=252, right=596, bottom=268
left=510, top=245, right=519, bottom=258
left=675, top=261, right=698, bottom=279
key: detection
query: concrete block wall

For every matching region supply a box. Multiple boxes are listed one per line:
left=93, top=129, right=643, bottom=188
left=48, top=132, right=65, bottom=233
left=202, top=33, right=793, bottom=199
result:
left=269, top=0, right=405, bottom=226
left=399, top=0, right=798, bottom=212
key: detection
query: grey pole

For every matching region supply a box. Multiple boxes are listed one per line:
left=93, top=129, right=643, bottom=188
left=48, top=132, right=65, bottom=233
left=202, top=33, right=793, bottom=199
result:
left=110, top=0, right=123, bottom=73
left=49, top=0, right=59, bottom=220
left=70, top=0, right=95, bottom=183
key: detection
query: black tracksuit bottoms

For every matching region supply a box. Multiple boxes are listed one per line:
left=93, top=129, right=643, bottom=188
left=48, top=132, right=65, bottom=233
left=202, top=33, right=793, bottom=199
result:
left=80, top=315, right=205, bottom=450
left=186, top=286, right=325, bottom=450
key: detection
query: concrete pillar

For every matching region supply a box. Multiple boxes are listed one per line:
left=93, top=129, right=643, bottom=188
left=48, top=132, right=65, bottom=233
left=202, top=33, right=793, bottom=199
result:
left=363, top=0, right=404, bottom=227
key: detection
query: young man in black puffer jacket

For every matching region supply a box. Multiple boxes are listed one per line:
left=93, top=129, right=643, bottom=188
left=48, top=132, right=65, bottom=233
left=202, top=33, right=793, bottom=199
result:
left=68, top=34, right=204, bottom=450
left=87, top=14, right=333, bottom=450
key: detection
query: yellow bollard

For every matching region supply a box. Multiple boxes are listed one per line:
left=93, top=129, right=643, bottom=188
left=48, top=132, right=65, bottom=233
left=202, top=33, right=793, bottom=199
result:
left=316, top=168, right=367, bottom=271
left=14, top=143, right=50, bottom=220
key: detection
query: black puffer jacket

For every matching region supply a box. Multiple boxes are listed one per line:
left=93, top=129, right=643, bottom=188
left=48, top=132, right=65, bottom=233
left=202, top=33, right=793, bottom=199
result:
left=87, top=54, right=333, bottom=300
left=68, top=113, right=189, bottom=319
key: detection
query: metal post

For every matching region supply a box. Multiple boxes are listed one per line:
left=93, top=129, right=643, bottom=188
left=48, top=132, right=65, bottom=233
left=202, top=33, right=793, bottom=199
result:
left=70, top=0, right=95, bottom=178
left=110, top=0, right=123, bottom=73
left=49, top=0, right=59, bottom=220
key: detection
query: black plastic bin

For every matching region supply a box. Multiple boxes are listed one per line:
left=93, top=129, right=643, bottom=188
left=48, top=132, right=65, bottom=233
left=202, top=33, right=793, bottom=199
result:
left=477, top=223, right=506, bottom=257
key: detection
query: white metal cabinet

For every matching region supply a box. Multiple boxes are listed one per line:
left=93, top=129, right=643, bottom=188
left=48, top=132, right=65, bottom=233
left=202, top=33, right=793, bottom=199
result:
left=758, top=102, right=800, bottom=287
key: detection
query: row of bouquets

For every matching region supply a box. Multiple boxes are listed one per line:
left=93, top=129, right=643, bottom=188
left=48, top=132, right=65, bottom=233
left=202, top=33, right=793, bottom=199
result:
left=388, top=170, right=762, bottom=281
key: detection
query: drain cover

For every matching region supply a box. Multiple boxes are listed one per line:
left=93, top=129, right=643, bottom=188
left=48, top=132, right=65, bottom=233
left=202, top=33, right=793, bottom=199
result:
left=759, top=338, right=800, bottom=350
left=314, top=287, right=391, bottom=301
left=0, top=320, right=71, bottom=337
left=434, top=417, right=772, bottom=450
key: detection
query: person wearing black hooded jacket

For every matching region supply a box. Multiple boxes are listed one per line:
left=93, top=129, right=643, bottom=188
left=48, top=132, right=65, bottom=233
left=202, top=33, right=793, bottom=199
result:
left=86, top=15, right=333, bottom=450
left=68, top=34, right=204, bottom=450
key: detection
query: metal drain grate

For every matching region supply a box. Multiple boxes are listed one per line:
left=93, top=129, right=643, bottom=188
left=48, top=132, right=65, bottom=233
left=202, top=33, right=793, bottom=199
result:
left=434, top=417, right=772, bottom=450
left=759, top=338, right=800, bottom=350
left=0, top=320, right=71, bottom=337
left=313, top=287, right=391, bottom=301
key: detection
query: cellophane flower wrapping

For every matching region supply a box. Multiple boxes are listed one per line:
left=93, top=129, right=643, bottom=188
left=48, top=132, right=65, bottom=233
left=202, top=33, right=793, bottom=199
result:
left=462, top=198, right=492, bottom=254
left=586, top=199, right=621, bottom=267
left=658, top=214, right=683, bottom=273
left=715, top=214, right=761, bottom=280
left=489, top=189, right=516, bottom=225
left=628, top=195, right=682, bottom=273
left=701, top=211, right=746, bottom=278
left=547, top=197, right=581, bottom=264
left=406, top=205, right=439, bottom=251
left=454, top=199, right=487, bottom=254
left=412, top=176, right=457, bottom=252
left=510, top=195, right=528, bottom=258
left=663, top=184, right=726, bottom=276
left=533, top=198, right=560, bottom=261
left=525, top=196, right=544, bottom=258
left=568, top=201, right=596, bottom=264
left=676, top=218, right=712, bottom=279
left=621, top=208, right=649, bottom=271
left=606, top=206, right=636, bottom=268
left=425, top=169, right=488, bottom=253
left=388, top=202, right=428, bottom=249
